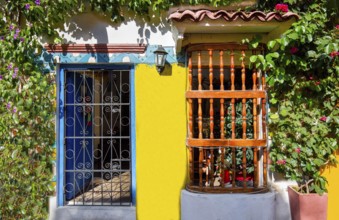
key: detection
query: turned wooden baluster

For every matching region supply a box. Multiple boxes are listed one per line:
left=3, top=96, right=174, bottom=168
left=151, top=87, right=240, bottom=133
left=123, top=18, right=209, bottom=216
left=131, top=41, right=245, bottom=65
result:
left=231, top=50, right=235, bottom=139
left=252, top=51, right=259, bottom=188
left=262, top=70, right=267, bottom=187
left=209, top=50, right=214, bottom=139
left=199, top=148, right=203, bottom=188
left=242, top=147, right=247, bottom=188
left=188, top=55, right=193, bottom=138
left=221, top=148, right=225, bottom=187
left=210, top=150, right=215, bottom=187
left=220, top=50, right=225, bottom=140
left=241, top=50, right=247, bottom=188
left=198, top=51, right=203, bottom=139
left=230, top=50, right=237, bottom=186
left=188, top=55, right=194, bottom=186
left=263, top=146, right=268, bottom=187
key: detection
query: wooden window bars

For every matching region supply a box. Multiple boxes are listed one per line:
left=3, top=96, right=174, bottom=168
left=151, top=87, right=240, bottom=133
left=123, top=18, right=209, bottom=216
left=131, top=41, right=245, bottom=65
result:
left=186, top=43, right=268, bottom=193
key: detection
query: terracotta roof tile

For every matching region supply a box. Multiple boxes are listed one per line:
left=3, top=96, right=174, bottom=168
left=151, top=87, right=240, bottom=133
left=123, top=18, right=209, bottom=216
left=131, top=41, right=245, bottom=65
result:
left=168, top=10, right=300, bottom=22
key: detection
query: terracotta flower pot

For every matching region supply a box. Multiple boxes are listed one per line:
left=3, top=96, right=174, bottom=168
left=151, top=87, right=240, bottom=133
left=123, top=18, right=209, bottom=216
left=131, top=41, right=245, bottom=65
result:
left=288, top=186, right=328, bottom=220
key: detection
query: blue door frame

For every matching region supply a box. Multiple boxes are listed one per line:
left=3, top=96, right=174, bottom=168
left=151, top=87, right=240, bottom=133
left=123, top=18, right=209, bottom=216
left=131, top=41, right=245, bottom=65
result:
left=57, top=64, right=136, bottom=206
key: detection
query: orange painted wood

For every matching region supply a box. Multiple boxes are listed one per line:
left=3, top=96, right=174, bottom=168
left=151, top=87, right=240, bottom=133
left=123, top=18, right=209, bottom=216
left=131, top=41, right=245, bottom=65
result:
left=186, top=91, right=266, bottom=98
left=186, top=185, right=269, bottom=193
left=210, top=150, right=215, bottom=187
left=252, top=68, right=258, bottom=140
left=187, top=139, right=266, bottom=147
left=262, top=74, right=267, bottom=139
left=230, top=50, right=236, bottom=139
left=198, top=51, right=202, bottom=91
left=220, top=50, right=225, bottom=139
left=188, top=55, right=193, bottom=138
left=189, top=147, right=194, bottom=185
left=241, top=50, right=247, bottom=139
left=263, top=147, right=268, bottom=187
left=199, top=148, right=203, bottom=188
left=209, top=50, right=214, bottom=139
left=198, top=98, right=203, bottom=139
left=242, top=147, right=247, bottom=188
left=254, top=148, right=258, bottom=187
left=221, top=148, right=225, bottom=187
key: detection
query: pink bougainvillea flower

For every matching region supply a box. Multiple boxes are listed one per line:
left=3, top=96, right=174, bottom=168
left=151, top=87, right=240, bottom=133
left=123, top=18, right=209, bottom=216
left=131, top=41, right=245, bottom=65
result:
left=275, top=3, right=288, bottom=13
left=290, top=46, right=298, bottom=54
left=336, top=25, right=339, bottom=29
left=309, top=76, right=313, bottom=80
left=276, top=159, right=286, bottom=165
left=13, top=67, right=18, bottom=78
left=331, top=51, right=339, bottom=58
left=295, top=148, right=301, bottom=153
left=315, top=81, right=320, bottom=85
left=320, top=116, right=327, bottom=122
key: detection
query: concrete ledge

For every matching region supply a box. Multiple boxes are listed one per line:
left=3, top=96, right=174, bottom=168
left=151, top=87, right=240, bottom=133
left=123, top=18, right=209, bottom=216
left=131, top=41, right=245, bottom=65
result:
left=52, top=206, right=136, bottom=220
left=181, top=190, right=276, bottom=220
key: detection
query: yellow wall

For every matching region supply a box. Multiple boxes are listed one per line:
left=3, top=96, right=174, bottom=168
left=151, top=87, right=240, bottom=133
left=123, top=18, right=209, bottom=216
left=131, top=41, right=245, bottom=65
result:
left=323, top=150, right=339, bottom=220
left=135, top=64, right=187, bottom=220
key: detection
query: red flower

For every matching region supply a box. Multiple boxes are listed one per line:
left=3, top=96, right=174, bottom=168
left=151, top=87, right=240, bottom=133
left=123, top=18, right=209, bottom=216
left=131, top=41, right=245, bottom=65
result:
left=315, top=81, right=320, bottom=85
left=276, top=159, right=286, bottom=165
left=295, top=148, right=301, bottom=153
left=290, top=46, right=298, bottom=54
left=275, top=4, right=289, bottom=13
left=330, top=51, right=339, bottom=58
left=320, top=116, right=327, bottom=122
left=336, top=25, right=339, bottom=29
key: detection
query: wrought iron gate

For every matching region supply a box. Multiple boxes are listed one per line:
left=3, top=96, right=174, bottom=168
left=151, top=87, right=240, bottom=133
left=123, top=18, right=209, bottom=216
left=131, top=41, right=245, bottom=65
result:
left=63, top=69, right=131, bottom=205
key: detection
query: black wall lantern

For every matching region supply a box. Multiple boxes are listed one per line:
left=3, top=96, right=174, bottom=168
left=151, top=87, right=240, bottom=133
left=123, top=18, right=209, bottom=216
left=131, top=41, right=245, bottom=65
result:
left=153, top=45, right=168, bottom=73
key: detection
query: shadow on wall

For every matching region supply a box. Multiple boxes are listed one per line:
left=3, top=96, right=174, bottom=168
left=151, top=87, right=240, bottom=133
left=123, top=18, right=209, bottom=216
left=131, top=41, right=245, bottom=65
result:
left=58, top=7, right=171, bottom=46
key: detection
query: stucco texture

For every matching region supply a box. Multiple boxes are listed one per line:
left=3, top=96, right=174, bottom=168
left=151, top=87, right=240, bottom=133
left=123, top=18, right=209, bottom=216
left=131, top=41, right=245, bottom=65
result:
left=135, top=64, right=187, bottom=220
left=323, top=150, right=339, bottom=220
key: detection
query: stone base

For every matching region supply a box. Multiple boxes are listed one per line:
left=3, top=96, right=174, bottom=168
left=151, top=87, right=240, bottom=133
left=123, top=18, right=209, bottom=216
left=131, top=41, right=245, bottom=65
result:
left=49, top=197, right=136, bottom=220
left=181, top=190, right=276, bottom=220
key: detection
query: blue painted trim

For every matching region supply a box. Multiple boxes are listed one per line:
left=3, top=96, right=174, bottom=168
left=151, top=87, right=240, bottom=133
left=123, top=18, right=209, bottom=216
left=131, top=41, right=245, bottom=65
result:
left=57, top=64, right=136, bottom=206
left=57, top=68, right=65, bottom=206
left=130, top=66, right=136, bottom=206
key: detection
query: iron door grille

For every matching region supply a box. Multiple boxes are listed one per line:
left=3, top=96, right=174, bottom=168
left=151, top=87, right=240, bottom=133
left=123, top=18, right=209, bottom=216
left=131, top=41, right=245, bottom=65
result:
left=63, top=69, right=131, bottom=206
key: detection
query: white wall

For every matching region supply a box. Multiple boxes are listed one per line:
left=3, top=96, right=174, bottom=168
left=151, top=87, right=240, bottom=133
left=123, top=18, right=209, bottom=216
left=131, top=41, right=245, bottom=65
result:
left=58, top=11, right=175, bottom=46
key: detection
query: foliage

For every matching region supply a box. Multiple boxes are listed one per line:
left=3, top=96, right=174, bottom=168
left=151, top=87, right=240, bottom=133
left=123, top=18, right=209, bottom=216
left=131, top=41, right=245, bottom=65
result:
left=251, top=0, right=339, bottom=194
left=0, top=0, right=337, bottom=219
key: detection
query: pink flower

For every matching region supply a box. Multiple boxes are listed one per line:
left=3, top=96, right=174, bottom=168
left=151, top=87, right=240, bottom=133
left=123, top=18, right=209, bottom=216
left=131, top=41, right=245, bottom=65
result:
left=336, top=25, right=339, bottom=29
left=290, top=47, right=298, bottom=54
left=309, top=76, right=313, bottom=80
left=295, top=148, right=301, bottom=153
left=315, top=81, right=320, bottom=85
left=275, top=4, right=289, bottom=13
left=276, top=159, right=286, bottom=165
left=320, top=116, right=327, bottom=122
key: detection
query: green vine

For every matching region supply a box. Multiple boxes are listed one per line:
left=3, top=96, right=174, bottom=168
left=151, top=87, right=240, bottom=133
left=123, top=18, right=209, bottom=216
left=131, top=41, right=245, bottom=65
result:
left=0, top=0, right=338, bottom=218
